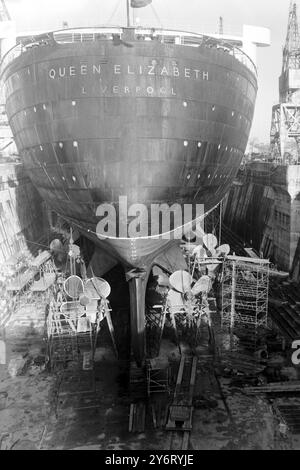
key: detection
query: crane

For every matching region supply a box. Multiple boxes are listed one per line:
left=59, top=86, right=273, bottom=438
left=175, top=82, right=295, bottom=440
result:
left=270, top=2, right=300, bottom=162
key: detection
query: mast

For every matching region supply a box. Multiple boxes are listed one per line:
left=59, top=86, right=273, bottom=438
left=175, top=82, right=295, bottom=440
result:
left=126, top=0, right=131, bottom=27
left=219, top=16, right=224, bottom=35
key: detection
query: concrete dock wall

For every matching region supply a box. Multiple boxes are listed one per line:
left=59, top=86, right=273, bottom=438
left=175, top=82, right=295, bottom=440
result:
left=223, top=162, right=300, bottom=272
left=0, top=162, right=47, bottom=264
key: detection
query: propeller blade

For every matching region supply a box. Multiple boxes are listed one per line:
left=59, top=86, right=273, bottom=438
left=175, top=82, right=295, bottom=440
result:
left=85, top=277, right=111, bottom=299
left=203, top=233, right=218, bottom=251
left=169, top=270, right=193, bottom=293
left=207, top=247, right=217, bottom=257
left=49, top=238, right=63, bottom=253
left=206, top=264, right=219, bottom=275
left=191, top=275, right=212, bottom=295
left=192, top=245, right=207, bottom=258
left=157, top=273, right=170, bottom=287
left=167, top=288, right=185, bottom=309
left=216, top=244, right=230, bottom=256
left=64, top=275, right=84, bottom=299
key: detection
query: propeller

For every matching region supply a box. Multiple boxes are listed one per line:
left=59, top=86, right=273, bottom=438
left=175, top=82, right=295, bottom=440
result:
left=166, top=269, right=211, bottom=319
left=169, top=269, right=212, bottom=296
left=60, top=275, right=112, bottom=326
left=192, top=234, right=230, bottom=274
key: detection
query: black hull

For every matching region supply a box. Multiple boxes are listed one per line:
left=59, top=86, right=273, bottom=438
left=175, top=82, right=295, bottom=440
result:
left=1, top=27, right=258, bottom=363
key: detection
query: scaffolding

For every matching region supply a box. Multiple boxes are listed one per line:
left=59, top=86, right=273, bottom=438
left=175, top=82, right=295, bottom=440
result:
left=146, top=305, right=167, bottom=358
left=0, top=251, right=56, bottom=331
left=221, top=255, right=269, bottom=351
left=145, top=285, right=208, bottom=360
left=146, top=359, right=170, bottom=396
left=47, top=307, right=88, bottom=369
left=46, top=298, right=111, bottom=370
left=167, top=299, right=207, bottom=351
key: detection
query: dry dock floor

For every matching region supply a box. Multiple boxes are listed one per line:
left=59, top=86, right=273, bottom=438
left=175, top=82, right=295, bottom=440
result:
left=0, top=301, right=295, bottom=450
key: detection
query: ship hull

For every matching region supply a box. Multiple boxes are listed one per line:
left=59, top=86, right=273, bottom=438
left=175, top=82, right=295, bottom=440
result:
left=1, top=28, right=257, bottom=363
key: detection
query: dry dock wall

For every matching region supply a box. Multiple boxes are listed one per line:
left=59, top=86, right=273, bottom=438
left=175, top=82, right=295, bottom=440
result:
left=223, top=162, right=300, bottom=272
left=0, top=162, right=47, bottom=264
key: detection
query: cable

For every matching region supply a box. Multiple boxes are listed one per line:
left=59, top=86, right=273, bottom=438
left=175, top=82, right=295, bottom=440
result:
left=21, top=239, right=51, bottom=250
left=150, top=3, right=163, bottom=29
left=105, top=0, right=123, bottom=26
left=19, top=237, right=67, bottom=255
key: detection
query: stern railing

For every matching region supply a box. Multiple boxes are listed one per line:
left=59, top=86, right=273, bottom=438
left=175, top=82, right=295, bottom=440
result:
left=0, top=26, right=257, bottom=77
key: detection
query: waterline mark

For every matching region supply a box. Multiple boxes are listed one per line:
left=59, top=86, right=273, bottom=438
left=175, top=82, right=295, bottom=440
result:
left=95, top=196, right=206, bottom=240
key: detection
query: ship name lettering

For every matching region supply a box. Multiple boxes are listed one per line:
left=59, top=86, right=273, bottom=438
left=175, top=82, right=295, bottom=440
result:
left=48, top=64, right=103, bottom=79
left=93, top=64, right=101, bottom=74
left=109, top=86, right=176, bottom=96
left=48, top=63, right=209, bottom=81
left=81, top=65, right=88, bottom=75
left=147, top=65, right=155, bottom=75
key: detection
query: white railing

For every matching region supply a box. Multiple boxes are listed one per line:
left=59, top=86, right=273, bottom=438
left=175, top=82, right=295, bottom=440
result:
left=0, top=26, right=257, bottom=78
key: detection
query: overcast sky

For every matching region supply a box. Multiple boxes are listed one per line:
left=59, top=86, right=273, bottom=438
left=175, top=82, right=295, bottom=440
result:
left=5, top=0, right=294, bottom=144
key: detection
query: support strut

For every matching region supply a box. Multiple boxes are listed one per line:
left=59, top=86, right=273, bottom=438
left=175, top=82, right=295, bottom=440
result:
left=126, top=267, right=150, bottom=366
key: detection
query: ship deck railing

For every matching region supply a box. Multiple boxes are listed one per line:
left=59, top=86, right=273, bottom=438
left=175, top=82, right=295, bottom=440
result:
left=0, top=26, right=257, bottom=78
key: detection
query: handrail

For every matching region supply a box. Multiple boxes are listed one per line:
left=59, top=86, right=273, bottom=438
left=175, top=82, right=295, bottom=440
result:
left=0, top=25, right=257, bottom=78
